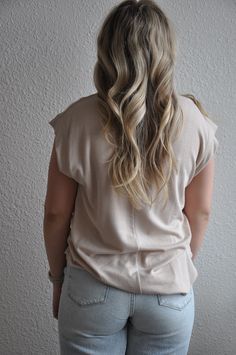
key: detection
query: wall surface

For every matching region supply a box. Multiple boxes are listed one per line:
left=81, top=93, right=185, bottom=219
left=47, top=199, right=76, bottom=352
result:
left=1, top=0, right=235, bottom=354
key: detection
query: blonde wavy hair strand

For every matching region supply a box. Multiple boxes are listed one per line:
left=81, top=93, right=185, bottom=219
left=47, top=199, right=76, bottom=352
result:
left=93, top=0, right=210, bottom=210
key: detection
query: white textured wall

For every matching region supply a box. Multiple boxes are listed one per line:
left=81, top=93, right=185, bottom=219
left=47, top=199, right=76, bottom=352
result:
left=1, top=0, right=235, bottom=354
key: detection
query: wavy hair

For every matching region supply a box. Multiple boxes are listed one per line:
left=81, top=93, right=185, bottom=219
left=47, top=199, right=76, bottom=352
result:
left=93, top=0, right=209, bottom=210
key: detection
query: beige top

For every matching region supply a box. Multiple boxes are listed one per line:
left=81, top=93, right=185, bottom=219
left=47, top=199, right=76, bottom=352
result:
left=49, top=93, right=219, bottom=294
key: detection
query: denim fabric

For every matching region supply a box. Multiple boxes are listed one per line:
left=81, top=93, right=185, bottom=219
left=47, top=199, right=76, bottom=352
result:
left=58, top=264, right=195, bottom=355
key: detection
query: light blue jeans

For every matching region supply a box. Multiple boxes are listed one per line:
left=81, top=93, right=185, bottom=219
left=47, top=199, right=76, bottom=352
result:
left=58, top=264, right=195, bottom=355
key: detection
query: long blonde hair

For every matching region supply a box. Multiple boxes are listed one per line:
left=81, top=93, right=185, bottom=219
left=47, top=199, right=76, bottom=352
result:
left=93, top=0, right=209, bottom=210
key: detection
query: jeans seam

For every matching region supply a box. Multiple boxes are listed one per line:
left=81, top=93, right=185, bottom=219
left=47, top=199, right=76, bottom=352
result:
left=129, top=293, right=135, bottom=317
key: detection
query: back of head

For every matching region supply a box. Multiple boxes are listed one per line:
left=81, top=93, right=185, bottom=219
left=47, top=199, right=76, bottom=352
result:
left=93, top=0, right=206, bottom=210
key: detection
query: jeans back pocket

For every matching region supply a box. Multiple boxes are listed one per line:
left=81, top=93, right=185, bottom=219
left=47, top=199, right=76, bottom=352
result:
left=157, top=287, right=193, bottom=311
left=67, top=265, right=110, bottom=306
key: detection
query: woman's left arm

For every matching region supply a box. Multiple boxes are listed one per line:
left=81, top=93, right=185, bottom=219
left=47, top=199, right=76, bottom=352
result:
left=43, top=142, right=78, bottom=279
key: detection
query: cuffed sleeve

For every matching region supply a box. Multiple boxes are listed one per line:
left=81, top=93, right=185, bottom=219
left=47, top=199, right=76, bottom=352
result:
left=49, top=109, right=83, bottom=183
left=194, top=116, right=219, bottom=177
left=49, top=112, right=73, bottom=179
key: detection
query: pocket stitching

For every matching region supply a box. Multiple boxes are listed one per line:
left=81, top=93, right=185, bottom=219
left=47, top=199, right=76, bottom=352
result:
left=67, top=266, right=110, bottom=306
left=157, top=288, right=193, bottom=311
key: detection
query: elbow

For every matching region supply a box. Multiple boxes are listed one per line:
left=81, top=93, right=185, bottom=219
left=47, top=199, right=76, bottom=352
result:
left=183, top=207, right=211, bottom=221
left=199, top=210, right=211, bottom=220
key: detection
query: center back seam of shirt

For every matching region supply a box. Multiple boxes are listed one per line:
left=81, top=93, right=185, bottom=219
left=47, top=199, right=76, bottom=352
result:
left=131, top=205, right=142, bottom=293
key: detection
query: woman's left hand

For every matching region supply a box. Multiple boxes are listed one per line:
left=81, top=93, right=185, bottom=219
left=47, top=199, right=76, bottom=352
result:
left=52, top=283, right=63, bottom=320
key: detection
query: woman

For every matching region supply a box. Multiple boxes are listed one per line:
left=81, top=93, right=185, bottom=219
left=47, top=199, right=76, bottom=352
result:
left=43, top=0, right=219, bottom=354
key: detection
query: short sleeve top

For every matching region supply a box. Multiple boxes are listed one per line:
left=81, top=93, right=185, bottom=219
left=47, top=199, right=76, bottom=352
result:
left=48, top=93, right=219, bottom=294
left=194, top=114, right=219, bottom=176
left=49, top=100, right=85, bottom=184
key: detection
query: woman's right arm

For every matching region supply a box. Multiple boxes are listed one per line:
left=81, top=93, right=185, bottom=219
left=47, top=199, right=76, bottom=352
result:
left=183, top=157, right=216, bottom=261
